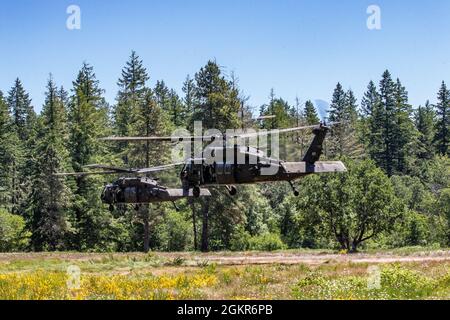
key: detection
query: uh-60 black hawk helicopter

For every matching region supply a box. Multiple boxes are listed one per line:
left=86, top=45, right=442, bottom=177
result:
left=60, top=122, right=346, bottom=206
left=56, top=163, right=212, bottom=208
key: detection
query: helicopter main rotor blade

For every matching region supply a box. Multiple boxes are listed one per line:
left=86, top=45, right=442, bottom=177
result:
left=82, top=164, right=135, bottom=173
left=234, top=124, right=322, bottom=139
left=99, top=136, right=216, bottom=142
left=135, top=162, right=186, bottom=174
left=256, top=115, right=276, bottom=120
left=54, top=171, right=121, bottom=177
left=55, top=161, right=186, bottom=177
left=99, top=124, right=327, bottom=143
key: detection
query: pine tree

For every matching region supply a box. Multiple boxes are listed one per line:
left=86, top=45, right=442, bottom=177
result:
left=112, top=52, right=153, bottom=251
left=115, top=51, right=149, bottom=151
left=167, top=89, right=187, bottom=127
left=7, top=78, right=36, bottom=141
left=361, top=81, right=379, bottom=118
left=128, top=88, right=173, bottom=172
left=327, top=83, right=346, bottom=157
left=6, top=79, right=36, bottom=217
left=328, top=83, right=346, bottom=123
left=304, top=100, right=319, bottom=125
left=415, top=101, right=435, bottom=160
left=365, top=72, right=415, bottom=175
left=377, top=70, right=397, bottom=175
left=344, top=90, right=359, bottom=123
left=68, top=62, right=113, bottom=250
left=260, top=93, right=293, bottom=131
left=114, top=51, right=149, bottom=165
left=30, top=76, right=72, bottom=250
left=393, top=78, right=416, bottom=173
left=0, top=91, right=9, bottom=199
left=360, top=81, right=380, bottom=151
left=128, top=88, right=173, bottom=252
left=193, top=60, right=241, bottom=130
left=327, top=84, right=362, bottom=158
left=259, top=95, right=294, bottom=159
left=182, top=75, right=199, bottom=246
left=154, top=80, right=170, bottom=110
left=182, top=75, right=197, bottom=126
left=434, top=81, right=450, bottom=155
left=59, top=86, right=69, bottom=106
left=0, top=91, right=20, bottom=211
left=343, top=90, right=363, bottom=158
left=193, top=60, right=242, bottom=251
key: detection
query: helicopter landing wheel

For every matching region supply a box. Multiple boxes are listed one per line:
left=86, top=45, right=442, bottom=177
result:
left=193, top=186, right=201, bottom=198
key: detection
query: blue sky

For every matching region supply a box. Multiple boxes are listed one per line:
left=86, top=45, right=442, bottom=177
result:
left=1, top=0, right=449, bottom=115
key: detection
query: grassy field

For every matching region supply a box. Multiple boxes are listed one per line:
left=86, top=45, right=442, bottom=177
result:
left=0, top=249, right=449, bottom=300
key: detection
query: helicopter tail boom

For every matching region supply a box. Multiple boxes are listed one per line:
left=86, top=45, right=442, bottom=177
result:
left=282, top=161, right=347, bottom=174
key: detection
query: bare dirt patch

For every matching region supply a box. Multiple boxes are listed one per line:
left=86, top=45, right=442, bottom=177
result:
left=0, top=250, right=449, bottom=266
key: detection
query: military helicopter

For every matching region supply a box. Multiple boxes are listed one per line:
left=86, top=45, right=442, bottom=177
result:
left=92, top=123, right=346, bottom=198
left=55, top=165, right=211, bottom=208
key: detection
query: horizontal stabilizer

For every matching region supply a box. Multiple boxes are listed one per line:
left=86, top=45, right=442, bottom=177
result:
left=282, top=161, right=347, bottom=174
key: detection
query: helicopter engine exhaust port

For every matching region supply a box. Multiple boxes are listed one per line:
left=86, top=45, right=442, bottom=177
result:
left=226, top=185, right=237, bottom=196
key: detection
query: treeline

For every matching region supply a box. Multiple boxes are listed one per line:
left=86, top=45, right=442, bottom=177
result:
left=0, top=52, right=449, bottom=252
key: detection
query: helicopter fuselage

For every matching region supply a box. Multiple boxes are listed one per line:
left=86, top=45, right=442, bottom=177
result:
left=180, top=145, right=346, bottom=188
left=101, top=177, right=210, bottom=204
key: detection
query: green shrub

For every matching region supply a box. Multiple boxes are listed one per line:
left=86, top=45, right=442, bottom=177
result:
left=248, top=233, right=287, bottom=251
left=229, top=226, right=251, bottom=251
left=0, top=209, right=30, bottom=252
left=378, top=265, right=436, bottom=299
left=292, top=265, right=438, bottom=300
left=230, top=230, right=287, bottom=252
left=156, top=211, right=193, bottom=251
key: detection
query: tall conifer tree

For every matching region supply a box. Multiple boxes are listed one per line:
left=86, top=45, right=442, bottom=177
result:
left=378, top=70, right=397, bottom=175
left=7, top=78, right=36, bottom=141
left=68, top=62, right=112, bottom=250
left=304, top=100, right=319, bottom=125
left=415, top=101, right=435, bottom=160
left=182, top=74, right=197, bottom=126
left=0, top=91, right=20, bottom=211
left=127, top=88, right=173, bottom=252
left=7, top=79, right=36, bottom=217
left=434, top=81, right=450, bottom=155
left=360, top=81, right=380, bottom=151
left=30, top=76, right=72, bottom=250
left=193, top=60, right=241, bottom=251
left=115, top=51, right=149, bottom=164
left=393, top=78, right=416, bottom=173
